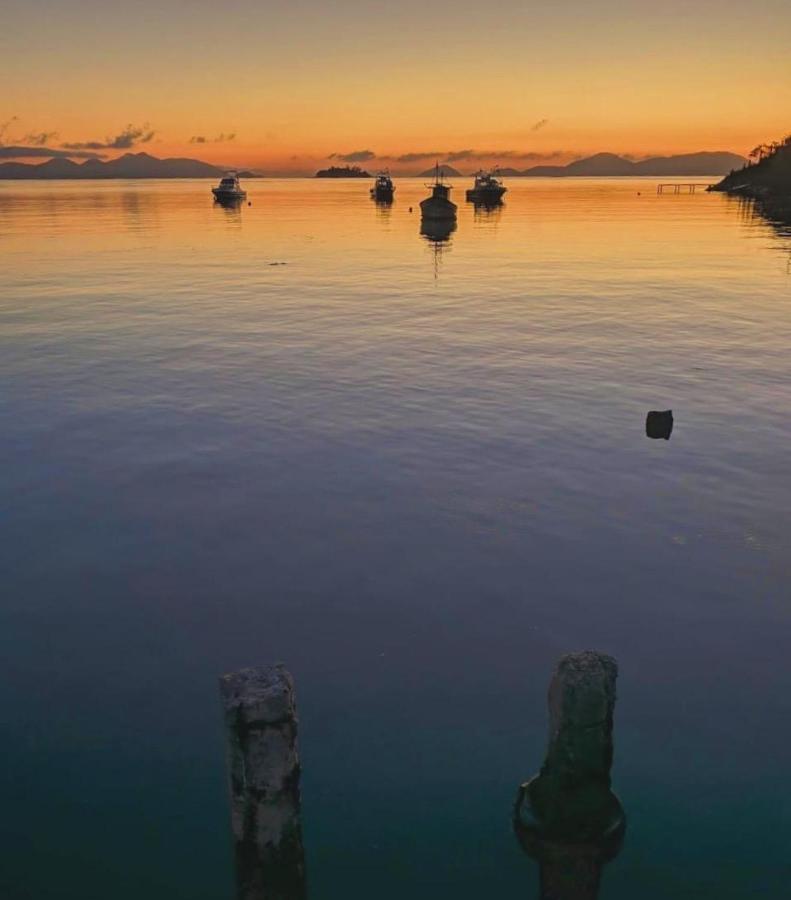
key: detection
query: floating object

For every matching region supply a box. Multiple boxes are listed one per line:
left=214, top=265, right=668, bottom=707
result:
left=465, top=169, right=507, bottom=204
left=370, top=170, right=395, bottom=201
left=212, top=172, right=247, bottom=202
left=419, top=162, right=457, bottom=221
left=646, top=409, right=673, bottom=440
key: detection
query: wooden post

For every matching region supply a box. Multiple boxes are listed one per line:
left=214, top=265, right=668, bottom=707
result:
left=219, top=665, right=308, bottom=900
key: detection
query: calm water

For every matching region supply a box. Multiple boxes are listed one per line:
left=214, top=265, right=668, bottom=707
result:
left=1, top=178, right=790, bottom=899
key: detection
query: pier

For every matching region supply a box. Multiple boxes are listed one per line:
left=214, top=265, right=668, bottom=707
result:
left=656, top=182, right=712, bottom=194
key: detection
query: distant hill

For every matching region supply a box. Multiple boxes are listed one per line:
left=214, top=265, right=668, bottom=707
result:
left=315, top=165, right=370, bottom=178
left=0, top=152, right=254, bottom=179
left=513, top=151, right=747, bottom=177
left=418, top=164, right=462, bottom=177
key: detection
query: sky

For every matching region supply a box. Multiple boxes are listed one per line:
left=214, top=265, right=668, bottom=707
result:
left=2, top=0, right=789, bottom=173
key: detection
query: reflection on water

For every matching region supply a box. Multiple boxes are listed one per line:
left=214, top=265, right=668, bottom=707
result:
left=420, top=218, right=456, bottom=279
left=373, top=198, right=393, bottom=225
left=419, top=218, right=456, bottom=243
left=1, top=178, right=791, bottom=900
left=214, top=197, right=245, bottom=222
left=472, top=200, right=504, bottom=219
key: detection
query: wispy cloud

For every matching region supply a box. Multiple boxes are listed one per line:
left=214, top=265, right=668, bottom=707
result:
left=189, top=132, right=236, bottom=144
left=444, top=148, right=566, bottom=162
left=0, top=116, right=19, bottom=143
left=531, top=118, right=550, bottom=132
left=22, top=130, right=59, bottom=146
left=393, top=151, right=444, bottom=163
left=62, top=123, right=156, bottom=151
left=387, top=148, right=567, bottom=164
left=328, top=149, right=376, bottom=162
left=0, top=146, right=105, bottom=160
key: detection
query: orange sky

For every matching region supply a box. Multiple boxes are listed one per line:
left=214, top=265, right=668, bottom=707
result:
left=3, top=0, right=789, bottom=173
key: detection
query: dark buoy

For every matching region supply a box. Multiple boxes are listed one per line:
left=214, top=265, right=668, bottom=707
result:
left=409, top=206, right=413, bottom=212
left=646, top=410, right=673, bottom=440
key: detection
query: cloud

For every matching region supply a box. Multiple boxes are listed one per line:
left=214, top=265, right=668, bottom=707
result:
left=443, top=149, right=476, bottom=162
left=62, top=123, right=156, bottom=151
left=444, top=148, right=566, bottom=162
left=388, top=148, right=566, bottom=164
left=531, top=118, right=550, bottom=131
left=0, top=145, right=105, bottom=159
left=0, top=116, right=19, bottom=143
left=328, top=149, right=376, bottom=162
left=189, top=132, right=236, bottom=144
left=394, top=151, right=444, bottom=163
left=22, top=130, right=59, bottom=146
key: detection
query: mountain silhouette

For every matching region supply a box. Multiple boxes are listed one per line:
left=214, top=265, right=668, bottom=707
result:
left=514, top=151, right=746, bottom=177
left=0, top=152, right=246, bottom=179
left=417, top=164, right=462, bottom=177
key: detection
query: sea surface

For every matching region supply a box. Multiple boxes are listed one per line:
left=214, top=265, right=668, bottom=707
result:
left=1, top=177, right=790, bottom=899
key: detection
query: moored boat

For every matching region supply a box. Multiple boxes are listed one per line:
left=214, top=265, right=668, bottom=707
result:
left=465, top=169, right=507, bottom=203
left=212, top=172, right=247, bottom=202
left=419, top=163, right=457, bottom=221
left=370, top=171, right=395, bottom=201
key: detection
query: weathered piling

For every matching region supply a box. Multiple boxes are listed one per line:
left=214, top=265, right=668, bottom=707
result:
left=514, top=652, right=625, bottom=900
left=219, top=665, right=307, bottom=900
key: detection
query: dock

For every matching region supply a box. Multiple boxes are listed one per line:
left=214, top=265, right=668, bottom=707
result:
left=656, top=182, right=713, bottom=195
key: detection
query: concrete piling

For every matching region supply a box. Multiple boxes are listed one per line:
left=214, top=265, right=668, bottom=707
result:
left=514, top=652, right=625, bottom=900
left=219, top=665, right=307, bottom=900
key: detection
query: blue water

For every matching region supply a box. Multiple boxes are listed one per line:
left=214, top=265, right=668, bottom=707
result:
left=1, top=178, right=790, bottom=898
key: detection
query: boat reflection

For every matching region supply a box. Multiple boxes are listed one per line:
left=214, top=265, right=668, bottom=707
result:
left=420, top=219, right=456, bottom=279
left=472, top=201, right=504, bottom=225
left=213, top=197, right=244, bottom=224
left=420, top=219, right=456, bottom=244
left=373, top=199, right=393, bottom=224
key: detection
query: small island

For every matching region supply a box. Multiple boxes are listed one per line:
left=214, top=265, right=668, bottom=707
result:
left=314, top=165, right=371, bottom=178
left=710, top=133, right=791, bottom=221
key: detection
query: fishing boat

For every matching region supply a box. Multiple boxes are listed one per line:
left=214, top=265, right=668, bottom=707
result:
left=370, top=171, right=395, bottom=201
left=465, top=169, right=507, bottom=203
left=212, top=172, right=247, bottom=202
left=419, top=163, right=457, bottom=221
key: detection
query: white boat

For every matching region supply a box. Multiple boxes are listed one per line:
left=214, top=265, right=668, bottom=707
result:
left=370, top=171, right=395, bottom=200
left=212, top=173, right=247, bottom=202
left=465, top=170, right=507, bottom=203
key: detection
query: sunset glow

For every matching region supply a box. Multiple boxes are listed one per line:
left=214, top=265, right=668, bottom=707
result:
left=3, top=0, right=789, bottom=173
